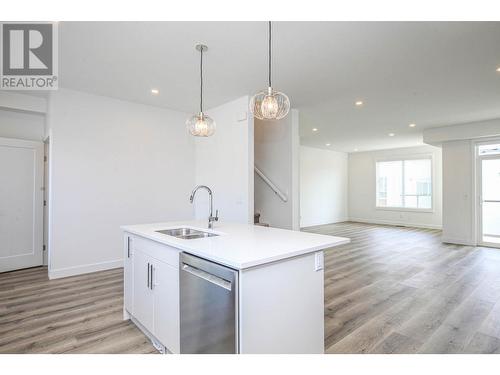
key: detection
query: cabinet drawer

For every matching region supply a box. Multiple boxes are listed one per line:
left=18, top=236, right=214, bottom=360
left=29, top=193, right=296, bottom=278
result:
left=130, top=235, right=180, bottom=268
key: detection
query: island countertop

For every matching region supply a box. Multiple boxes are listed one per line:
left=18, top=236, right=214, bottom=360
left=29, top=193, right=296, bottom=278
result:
left=121, top=221, right=350, bottom=270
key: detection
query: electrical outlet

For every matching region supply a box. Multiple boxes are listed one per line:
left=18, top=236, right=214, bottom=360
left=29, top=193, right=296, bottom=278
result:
left=315, top=252, right=324, bottom=271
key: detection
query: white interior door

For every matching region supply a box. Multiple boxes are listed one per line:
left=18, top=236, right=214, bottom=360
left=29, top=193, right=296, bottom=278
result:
left=0, top=137, right=44, bottom=272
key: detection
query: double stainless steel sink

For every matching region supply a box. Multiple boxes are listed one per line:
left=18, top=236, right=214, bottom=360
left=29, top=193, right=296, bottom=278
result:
left=156, top=227, right=219, bottom=240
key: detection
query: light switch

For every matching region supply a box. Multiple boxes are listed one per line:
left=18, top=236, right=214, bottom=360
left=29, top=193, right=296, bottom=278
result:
left=315, top=252, right=324, bottom=271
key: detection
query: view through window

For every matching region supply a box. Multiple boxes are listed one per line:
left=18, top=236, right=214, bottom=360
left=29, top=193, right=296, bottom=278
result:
left=376, top=158, right=432, bottom=210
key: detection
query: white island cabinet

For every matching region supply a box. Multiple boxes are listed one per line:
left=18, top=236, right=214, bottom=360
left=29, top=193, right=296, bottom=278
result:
left=123, top=234, right=180, bottom=353
left=122, top=221, right=349, bottom=354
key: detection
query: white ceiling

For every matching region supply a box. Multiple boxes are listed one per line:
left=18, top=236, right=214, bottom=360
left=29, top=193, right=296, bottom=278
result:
left=58, top=22, right=500, bottom=152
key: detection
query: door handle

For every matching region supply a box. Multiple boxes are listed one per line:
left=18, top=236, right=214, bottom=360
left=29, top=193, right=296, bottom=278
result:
left=150, top=264, right=154, bottom=290
left=147, top=262, right=150, bottom=288
left=127, top=237, right=131, bottom=258
left=182, top=264, right=232, bottom=291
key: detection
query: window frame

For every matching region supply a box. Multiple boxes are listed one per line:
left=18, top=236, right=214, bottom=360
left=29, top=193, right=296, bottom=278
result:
left=374, top=154, right=434, bottom=213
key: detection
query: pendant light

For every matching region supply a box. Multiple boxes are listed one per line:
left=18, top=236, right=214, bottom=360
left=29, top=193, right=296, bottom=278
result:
left=186, top=44, right=215, bottom=137
left=250, top=21, right=290, bottom=121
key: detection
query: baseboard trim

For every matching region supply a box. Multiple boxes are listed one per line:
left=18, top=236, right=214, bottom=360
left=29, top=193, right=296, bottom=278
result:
left=348, top=217, right=442, bottom=230
left=48, top=259, right=123, bottom=279
left=300, top=218, right=349, bottom=230
left=441, top=237, right=476, bottom=246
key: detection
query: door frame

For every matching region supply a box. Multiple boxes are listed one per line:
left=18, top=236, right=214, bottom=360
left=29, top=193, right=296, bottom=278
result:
left=475, top=138, right=500, bottom=248
left=43, top=136, right=50, bottom=266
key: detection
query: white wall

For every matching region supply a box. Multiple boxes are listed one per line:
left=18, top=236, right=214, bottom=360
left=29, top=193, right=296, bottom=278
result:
left=441, top=140, right=475, bottom=245
left=300, top=146, right=348, bottom=228
left=194, top=96, right=254, bottom=224
left=0, top=109, right=45, bottom=141
left=47, top=89, right=195, bottom=278
left=348, top=145, right=443, bottom=229
left=254, top=109, right=300, bottom=230
left=423, top=119, right=500, bottom=246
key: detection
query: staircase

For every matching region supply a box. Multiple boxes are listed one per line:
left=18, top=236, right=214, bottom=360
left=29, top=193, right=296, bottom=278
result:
left=254, top=165, right=288, bottom=229
left=254, top=212, right=269, bottom=227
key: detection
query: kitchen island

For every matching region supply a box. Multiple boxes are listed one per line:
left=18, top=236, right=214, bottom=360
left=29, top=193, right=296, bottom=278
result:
left=121, top=221, right=349, bottom=354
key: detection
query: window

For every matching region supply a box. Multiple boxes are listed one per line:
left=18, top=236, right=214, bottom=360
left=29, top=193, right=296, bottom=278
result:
left=376, top=158, right=432, bottom=210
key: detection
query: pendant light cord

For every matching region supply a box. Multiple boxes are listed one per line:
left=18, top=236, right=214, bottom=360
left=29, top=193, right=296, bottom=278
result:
left=200, top=47, right=203, bottom=113
left=268, top=21, right=272, bottom=88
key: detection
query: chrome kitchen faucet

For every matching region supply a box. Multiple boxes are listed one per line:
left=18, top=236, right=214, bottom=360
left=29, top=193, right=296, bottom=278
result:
left=189, top=185, right=219, bottom=229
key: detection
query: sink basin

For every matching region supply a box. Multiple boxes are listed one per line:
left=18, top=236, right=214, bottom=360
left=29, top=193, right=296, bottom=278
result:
left=156, top=227, right=219, bottom=240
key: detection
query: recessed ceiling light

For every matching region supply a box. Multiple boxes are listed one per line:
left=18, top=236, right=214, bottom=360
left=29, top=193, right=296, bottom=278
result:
left=326, top=143, right=331, bottom=146
left=354, top=148, right=359, bottom=152
left=388, top=133, right=395, bottom=137
left=151, top=89, right=160, bottom=95
left=355, top=100, right=364, bottom=106
left=312, top=128, right=318, bottom=132
left=409, top=123, right=416, bottom=128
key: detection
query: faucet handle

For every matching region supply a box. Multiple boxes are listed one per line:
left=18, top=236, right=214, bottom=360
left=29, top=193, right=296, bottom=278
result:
left=214, top=209, right=219, bottom=221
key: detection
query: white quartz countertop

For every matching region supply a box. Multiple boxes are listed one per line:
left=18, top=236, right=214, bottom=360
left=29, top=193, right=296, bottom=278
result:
left=121, top=221, right=350, bottom=270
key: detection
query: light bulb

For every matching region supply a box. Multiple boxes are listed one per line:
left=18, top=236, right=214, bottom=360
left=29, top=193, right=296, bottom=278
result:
left=250, top=87, right=290, bottom=120
left=195, top=117, right=208, bottom=136
left=261, top=94, right=279, bottom=119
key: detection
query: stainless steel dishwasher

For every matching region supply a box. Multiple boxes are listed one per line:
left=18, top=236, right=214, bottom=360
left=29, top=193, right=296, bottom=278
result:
left=180, top=252, right=239, bottom=353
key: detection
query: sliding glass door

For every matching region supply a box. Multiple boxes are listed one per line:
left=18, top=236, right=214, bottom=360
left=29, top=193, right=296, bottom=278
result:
left=478, top=144, right=500, bottom=248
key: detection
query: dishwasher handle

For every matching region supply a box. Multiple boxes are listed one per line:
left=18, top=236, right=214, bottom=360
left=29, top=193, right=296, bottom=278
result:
left=182, top=264, right=232, bottom=291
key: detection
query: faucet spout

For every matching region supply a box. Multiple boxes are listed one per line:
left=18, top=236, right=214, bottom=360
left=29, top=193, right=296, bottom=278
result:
left=189, top=185, right=219, bottom=229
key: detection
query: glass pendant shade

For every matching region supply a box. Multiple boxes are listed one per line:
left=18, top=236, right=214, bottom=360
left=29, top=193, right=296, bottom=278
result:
left=187, top=44, right=215, bottom=137
left=250, top=86, right=290, bottom=120
left=186, top=112, right=215, bottom=137
left=249, top=21, right=291, bottom=121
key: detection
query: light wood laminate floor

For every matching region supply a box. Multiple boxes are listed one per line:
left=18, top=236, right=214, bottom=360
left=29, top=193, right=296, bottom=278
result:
left=0, top=267, right=157, bottom=353
left=303, top=222, right=500, bottom=354
left=1, top=222, right=500, bottom=354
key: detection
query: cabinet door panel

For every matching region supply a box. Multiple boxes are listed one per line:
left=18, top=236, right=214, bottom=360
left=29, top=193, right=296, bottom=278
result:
left=133, top=250, right=154, bottom=333
left=153, top=261, right=180, bottom=353
left=124, top=235, right=134, bottom=315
